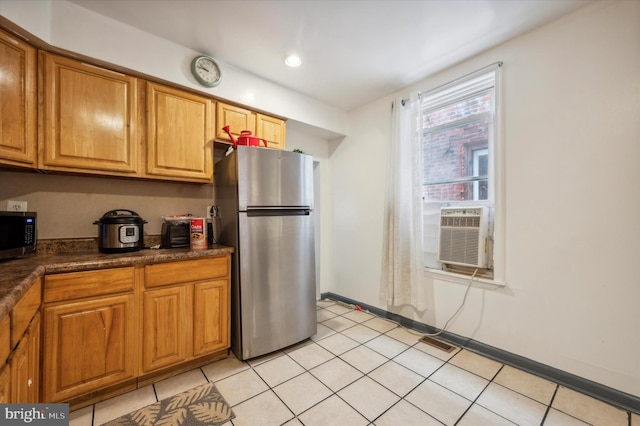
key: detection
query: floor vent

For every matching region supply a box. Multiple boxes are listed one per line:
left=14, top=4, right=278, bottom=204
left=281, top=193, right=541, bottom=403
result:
left=418, top=335, right=456, bottom=353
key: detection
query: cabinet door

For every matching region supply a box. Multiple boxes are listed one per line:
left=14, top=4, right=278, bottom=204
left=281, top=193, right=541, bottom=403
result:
left=142, top=286, right=191, bottom=373
left=145, top=82, right=213, bottom=182
left=9, top=336, right=28, bottom=403
left=0, top=29, right=36, bottom=168
left=0, top=315, right=10, bottom=366
left=43, top=295, right=136, bottom=403
left=40, top=52, right=139, bottom=176
left=216, top=102, right=256, bottom=143
left=10, top=312, right=39, bottom=403
left=256, top=113, right=286, bottom=150
left=0, top=364, right=10, bottom=403
left=193, top=279, right=229, bottom=357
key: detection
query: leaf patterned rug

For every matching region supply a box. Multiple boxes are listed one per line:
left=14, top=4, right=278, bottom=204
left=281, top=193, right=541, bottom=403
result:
left=103, top=382, right=235, bottom=426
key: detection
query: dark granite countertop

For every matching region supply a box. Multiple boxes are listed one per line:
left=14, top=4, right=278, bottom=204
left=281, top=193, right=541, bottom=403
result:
left=0, top=244, right=234, bottom=323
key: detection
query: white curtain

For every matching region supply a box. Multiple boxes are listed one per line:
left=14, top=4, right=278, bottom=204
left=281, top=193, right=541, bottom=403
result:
left=380, top=93, right=427, bottom=311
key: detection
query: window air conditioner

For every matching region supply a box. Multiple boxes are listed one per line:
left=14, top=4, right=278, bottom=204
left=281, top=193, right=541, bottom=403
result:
left=438, top=206, right=489, bottom=268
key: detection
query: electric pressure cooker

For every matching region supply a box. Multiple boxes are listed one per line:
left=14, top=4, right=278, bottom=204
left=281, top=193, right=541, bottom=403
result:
left=93, top=209, right=147, bottom=253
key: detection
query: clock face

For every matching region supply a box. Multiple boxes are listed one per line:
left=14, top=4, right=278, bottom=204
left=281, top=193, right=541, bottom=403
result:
left=191, top=56, right=221, bottom=87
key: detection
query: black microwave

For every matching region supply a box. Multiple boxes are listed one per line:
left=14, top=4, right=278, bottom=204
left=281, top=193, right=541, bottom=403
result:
left=0, top=211, right=37, bottom=260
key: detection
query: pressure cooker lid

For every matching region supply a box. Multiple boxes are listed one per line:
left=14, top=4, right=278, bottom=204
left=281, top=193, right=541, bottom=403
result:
left=94, top=209, right=147, bottom=224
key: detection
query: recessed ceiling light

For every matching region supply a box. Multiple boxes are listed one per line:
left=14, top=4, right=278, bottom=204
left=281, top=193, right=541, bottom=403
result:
left=284, top=55, right=302, bottom=67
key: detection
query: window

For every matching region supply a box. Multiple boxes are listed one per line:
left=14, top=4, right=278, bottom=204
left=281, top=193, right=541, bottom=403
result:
left=420, top=65, right=502, bottom=278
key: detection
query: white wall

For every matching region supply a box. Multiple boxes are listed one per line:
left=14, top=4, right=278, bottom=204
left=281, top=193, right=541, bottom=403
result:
left=286, top=124, right=337, bottom=302
left=330, top=1, right=640, bottom=397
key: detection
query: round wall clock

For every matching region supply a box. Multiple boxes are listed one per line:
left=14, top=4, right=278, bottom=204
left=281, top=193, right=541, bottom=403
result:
left=191, top=55, right=222, bottom=87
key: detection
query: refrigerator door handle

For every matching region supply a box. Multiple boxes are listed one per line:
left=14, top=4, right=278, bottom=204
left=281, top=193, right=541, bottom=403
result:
left=246, top=208, right=311, bottom=217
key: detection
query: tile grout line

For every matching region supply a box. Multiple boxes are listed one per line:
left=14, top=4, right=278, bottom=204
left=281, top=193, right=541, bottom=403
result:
left=539, top=384, right=559, bottom=426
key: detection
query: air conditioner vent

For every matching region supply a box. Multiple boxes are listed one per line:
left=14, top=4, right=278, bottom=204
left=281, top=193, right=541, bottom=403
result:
left=440, top=216, right=482, bottom=228
left=438, top=207, right=489, bottom=268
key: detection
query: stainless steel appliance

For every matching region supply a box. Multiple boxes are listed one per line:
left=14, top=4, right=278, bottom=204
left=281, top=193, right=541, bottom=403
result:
left=93, top=209, right=146, bottom=253
left=215, top=146, right=317, bottom=360
left=0, top=211, right=36, bottom=260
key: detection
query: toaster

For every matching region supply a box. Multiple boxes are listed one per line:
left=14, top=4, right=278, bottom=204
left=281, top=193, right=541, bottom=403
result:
left=161, top=221, right=191, bottom=248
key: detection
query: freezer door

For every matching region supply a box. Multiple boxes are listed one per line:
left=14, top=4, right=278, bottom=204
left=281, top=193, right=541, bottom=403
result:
left=237, top=146, right=313, bottom=210
left=237, top=210, right=317, bottom=359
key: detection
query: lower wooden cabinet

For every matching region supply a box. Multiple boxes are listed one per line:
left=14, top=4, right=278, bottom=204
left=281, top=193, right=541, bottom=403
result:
left=142, top=285, right=190, bottom=372
left=42, top=267, right=137, bottom=403
left=0, top=364, right=10, bottom=403
left=5, top=278, right=41, bottom=403
left=43, top=294, right=136, bottom=403
left=10, top=312, right=40, bottom=403
left=142, top=256, right=231, bottom=374
left=193, top=279, right=229, bottom=357
left=41, top=255, right=230, bottom=405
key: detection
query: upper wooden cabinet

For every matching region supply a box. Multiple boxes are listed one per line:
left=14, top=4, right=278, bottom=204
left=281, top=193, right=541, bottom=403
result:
left=256, top=113, right=286, bottom=150
left=216, top=102, right=286, bottom=150
left=0, top=29, right=37, bottom=168
left=215, top=102, right=256, bottom=143
left=39, top=52, right=140, bottom=177
left=144, top=82, right=213, bottom=183
left=1, top=32, right=287, bottom=179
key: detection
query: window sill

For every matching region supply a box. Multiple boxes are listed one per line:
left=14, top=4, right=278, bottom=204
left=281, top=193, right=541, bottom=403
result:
left=425, top=267, right=506, bottom=288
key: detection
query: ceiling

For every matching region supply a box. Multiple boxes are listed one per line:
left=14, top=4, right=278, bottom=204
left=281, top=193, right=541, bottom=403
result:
left=67, top=0, right=591, bottom=111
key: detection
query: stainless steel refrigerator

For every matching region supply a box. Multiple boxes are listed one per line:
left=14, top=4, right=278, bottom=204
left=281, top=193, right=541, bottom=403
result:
left=215, top=146, right=317, bottom=360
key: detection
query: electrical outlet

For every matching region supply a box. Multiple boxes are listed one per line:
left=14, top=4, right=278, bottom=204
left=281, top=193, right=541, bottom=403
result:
left=206, top=205, right=214, bottom=219
left=7, top=200, right=27, bottom=212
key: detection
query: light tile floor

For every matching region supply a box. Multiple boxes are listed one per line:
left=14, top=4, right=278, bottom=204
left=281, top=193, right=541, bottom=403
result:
left=71, top=299, right=639, bottom=426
